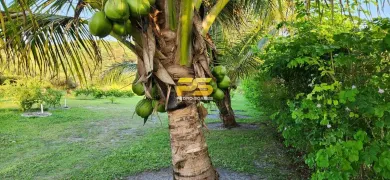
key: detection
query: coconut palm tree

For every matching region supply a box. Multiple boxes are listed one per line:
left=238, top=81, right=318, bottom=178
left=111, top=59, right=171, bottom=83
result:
left=209, top=23, right=267, bottom=128
left=97, top=2, right=288, bottom=128
left=0, top=0, right=279, bottom=178
left=1, top=0, right=388, bottom=179
left=208, top=0, right=295, bottom=128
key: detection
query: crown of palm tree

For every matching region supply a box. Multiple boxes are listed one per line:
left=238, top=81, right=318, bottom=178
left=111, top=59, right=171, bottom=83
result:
left=0, top=0, right=388, bottom=83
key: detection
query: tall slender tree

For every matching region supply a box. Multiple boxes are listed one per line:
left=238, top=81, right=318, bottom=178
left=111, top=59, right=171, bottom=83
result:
left=209, top=2, right=291, bottom=128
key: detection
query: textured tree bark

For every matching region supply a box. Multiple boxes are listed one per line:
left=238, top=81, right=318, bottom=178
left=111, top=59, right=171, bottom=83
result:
left=168, top=104, right=218, bottom=180
left=216, top=89, right=239, bottom=128
left=135, top=2, right=219, bottom=179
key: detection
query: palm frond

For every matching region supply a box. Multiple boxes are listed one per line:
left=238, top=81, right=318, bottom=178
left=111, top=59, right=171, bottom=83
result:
left=202, top=0, right=230, bottom=36
left=101, top=61, right=137, bottom=83
left=226, top=28, right=276, bottom=82
left=208, top=0, right=291, bottom=40
left=8, top=0, right=93, bottom=15
left=0, top=11, right=109, bottom=83
left=179, top=0, right=194, bottom=65
left=211, top=18, right=276, bottom=83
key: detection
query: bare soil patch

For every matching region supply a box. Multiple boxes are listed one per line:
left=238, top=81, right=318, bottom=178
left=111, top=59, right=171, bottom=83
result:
left=21, top=112, right=52, bottom=118
left=126, top=168, right=258, bottom=180
left=206, top=122, right=258, bottom=130
left=207, top=110, right=252, bottom=120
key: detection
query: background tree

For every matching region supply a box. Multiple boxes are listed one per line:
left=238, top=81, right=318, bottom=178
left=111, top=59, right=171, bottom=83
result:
left=208, top=1, right=293, bottom=127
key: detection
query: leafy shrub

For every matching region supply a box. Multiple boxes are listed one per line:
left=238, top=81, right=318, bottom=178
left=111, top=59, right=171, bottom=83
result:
left=41, top=88, right=62, bottom=107
left=1, top=78, right=43, bottom=111
left=244, top=16, right=390, bottom=179
left=1, top=78, right=62, bottom=111
left=74, top=88, right=93, bottom=97
left=74, top=88, right=134, bottom=102
left=122, top=90, right=135, bottom=97
left=92, top=88, right=105, bottom=99
left=105, top=89, right=122, bottom=97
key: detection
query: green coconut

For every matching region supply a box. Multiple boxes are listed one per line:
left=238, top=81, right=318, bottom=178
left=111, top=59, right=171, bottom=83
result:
left=150, top=84, right=159, bottom=99
left=212, top=65, right=227, bottom=80
left=124, top=20, right=133, bottom=34
left=212, top=88, right=225, bottom=101
left=217, top=76, right=231, bottom=89
left=209, top=80, right=218, bottom=91
left=85, top=0, right=106, bottom=10
left=112, top=22, right=127, bottom=36
left=127, top=0, right=150, bottom=16
left=152, top=100, right=166, bottom=112
left=104, top=0, right=130, bottom=21
left=135, top=99, right=153, bottom=118
left=132, top=82, right=145, bottom=96
left=89, top=12, right=113, bottom=38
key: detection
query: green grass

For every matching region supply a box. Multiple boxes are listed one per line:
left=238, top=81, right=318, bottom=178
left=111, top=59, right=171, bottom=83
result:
left=0, top=93, right=299, bottom=179
left=203, top=89, right=265, bottom=124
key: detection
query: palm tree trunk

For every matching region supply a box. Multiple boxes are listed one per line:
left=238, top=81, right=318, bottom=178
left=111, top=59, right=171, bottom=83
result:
left=168, top=103, right=218, bottom=179
left=216, top=89, right=239, bottom=128
left=139, top=2, right=219, bottom=179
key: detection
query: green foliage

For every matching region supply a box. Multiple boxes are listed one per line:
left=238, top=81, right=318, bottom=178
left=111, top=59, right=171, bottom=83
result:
left=42, top=88, right=63, bottom=108
left=0, top=78, right=63, bottom=111
left=105, top=89, right=129, bottom=104
left=74, top=87, right=134, bottom=102
left=244, top=15, right=390, bottom=179
left=74, top=88, right=94, bottom=97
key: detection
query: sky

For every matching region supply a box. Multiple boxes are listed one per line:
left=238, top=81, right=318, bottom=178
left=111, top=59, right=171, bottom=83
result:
left=356, top=3, right=390, bottom=18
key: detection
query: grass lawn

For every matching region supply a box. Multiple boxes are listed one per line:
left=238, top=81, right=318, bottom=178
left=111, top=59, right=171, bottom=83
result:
left=0, top=92, right=300, bottom=179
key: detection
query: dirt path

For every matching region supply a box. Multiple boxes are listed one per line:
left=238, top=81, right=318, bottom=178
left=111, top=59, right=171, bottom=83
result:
left=78, top=101, right=303, bottom=179
left=126, top=121, right=303, bottom=180
left=206, top=122, right=259, bottom=130
left=126, top=168, right=259, bottom=180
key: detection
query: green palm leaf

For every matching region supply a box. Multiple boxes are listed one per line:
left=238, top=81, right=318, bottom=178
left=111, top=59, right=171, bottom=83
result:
left=101, top=61, right=137, bottom=83
left=211, top=17, right=276, bottom=83
left=0, top=11, right=109, bottom=83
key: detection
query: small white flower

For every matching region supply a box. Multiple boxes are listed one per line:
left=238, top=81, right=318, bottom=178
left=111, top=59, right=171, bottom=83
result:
left=378, top=88, right=385, bottom=94
left=334, top=54, right=339, bottom=57
left=308, top=83, right=313, bottom=87
left=352, top=85, right=356, bottom=89
left=284, top=127, right=287, bottom=130
left=327, top=124, right=332, bottom=128
left=345, top=107, right=351, bottom=111
left=317, top=104, right=322, bottom=108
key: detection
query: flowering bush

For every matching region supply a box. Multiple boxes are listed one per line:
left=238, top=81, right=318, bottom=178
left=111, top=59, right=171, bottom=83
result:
left=244, top=16, right=390, bottom=179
